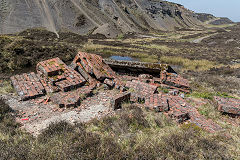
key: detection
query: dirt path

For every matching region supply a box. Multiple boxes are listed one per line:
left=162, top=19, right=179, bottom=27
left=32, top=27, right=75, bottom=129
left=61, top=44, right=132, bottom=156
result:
left=192, top=33, right=217, bottom=43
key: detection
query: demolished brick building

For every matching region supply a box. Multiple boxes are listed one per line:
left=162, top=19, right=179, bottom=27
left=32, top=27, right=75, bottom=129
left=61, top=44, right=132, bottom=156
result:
left=10, top=51, right=239, bottom=132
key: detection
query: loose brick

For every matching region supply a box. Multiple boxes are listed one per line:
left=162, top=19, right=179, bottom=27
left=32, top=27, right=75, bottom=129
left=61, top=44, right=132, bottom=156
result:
left=72, top=52, right=117, bottom=81
left=145, top=94, right=169, bottom=112
left=214, top=96, right=240, bottom=115
left=126, top=80, right=158, bottom=101
left=110, top=92, right=131, bottom=110
left=104, top=78, right=115, bottom=88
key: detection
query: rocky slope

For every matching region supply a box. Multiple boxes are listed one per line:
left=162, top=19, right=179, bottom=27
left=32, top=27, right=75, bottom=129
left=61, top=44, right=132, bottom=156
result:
left=0, top=0, right=202, bottom=37
left=196, top=13, right=234, bottom=25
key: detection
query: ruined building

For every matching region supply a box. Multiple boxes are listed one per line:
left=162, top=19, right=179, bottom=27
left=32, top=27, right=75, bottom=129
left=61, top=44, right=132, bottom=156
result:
left=10, top=51, right=239, bottom=132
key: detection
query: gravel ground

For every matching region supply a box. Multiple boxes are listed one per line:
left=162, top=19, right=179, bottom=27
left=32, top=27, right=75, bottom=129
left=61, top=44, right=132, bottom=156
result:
left=1, top=90, right=118, bottom=136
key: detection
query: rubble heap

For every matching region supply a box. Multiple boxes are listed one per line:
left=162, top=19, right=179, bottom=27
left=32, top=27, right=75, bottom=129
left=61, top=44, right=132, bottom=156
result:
left=10, top=51, right=223, bottom=132
left=10, top=72, right=45, bottom=101
left=214, top=96, right=240, bottom=116
left=37, top=57, right=86, bottom=93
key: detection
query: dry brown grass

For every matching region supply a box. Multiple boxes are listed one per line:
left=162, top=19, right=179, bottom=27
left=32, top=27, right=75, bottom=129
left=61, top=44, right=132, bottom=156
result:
left=0, top=80, right=14, bottom=94
left=230, top=63, right=240, bottom=69
left=160, top=56, right=218, bottom=71
left=82, top=43, right=144, bottom=53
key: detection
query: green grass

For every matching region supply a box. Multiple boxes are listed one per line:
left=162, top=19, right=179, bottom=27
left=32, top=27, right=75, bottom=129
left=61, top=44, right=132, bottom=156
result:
left=189, top=91, right=214, bottom=100
left=117, top=33, right=124, bottom=40
left=188, top=91, right=237, bottom=100
left=197, top=103, right=221, bottom=120
left=142, top=44, right=175, bottom=53
left=205, top=23, right=236, bottom=28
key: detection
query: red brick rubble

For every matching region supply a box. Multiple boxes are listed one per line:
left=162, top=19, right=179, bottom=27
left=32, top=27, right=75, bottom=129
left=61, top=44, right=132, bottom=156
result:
left=9, top=51, right=223, bottom=132
left=10, top=72, right=45, bottom=100
left=145, top=94, right=222, bottom=132
left=214, top=96, right=240, bottom=115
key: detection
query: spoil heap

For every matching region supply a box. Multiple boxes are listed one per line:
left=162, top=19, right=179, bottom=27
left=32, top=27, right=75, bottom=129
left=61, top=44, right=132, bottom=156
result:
left=10, top=51, right=223, bottom=132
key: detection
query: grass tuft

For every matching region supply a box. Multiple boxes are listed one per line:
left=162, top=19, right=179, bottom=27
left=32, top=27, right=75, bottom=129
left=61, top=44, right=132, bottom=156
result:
left=160, top=56, right=217, bottom=71
left=0, top=80, right=14, bottom=94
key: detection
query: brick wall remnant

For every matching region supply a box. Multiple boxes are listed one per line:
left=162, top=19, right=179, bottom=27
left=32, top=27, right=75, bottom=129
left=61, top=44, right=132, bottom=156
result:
left=145, top=94, right=169, bottom=112
left=144, top=93, right=221, bottom=132
left=37, top=57, right=86, bottom=93
left=71, top=52, right=117, bottom=81
left=110, top=92, right=131, bottom=110
left=125, top=80, right=158, bottom=100
left=160, top=72, right=190, bottom=93
left=214, top=96, right=240, bottom=115
left=10, top=72, right=45, bottom=100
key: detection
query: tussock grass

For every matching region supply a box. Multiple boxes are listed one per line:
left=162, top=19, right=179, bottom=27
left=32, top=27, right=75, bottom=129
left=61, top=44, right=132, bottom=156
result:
left=123, top=38, right=157, bottom=44
left=130, top=52, right=158, bottom=63
left=0, top=80, right=14, bottom=94
left=142, top=44, right=175, bottom=53
left=82, top=43, right=108, bottom=52
left=197, top=103, right=221, bottom=120
left=230, top=63, right=240, bottom=69
left=82, top=43, right=159, bottom=63
left=0, top=100, right=238, bottom=159
left=188, top=91, right=237, bottom=100
left=82, top=43, right=143, bottom=53
left=160, top=56, right=217, bottom=71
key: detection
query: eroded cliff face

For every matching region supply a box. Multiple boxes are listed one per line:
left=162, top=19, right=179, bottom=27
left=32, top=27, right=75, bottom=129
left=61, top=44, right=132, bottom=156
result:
left=0, top=0, right=202, bottom=37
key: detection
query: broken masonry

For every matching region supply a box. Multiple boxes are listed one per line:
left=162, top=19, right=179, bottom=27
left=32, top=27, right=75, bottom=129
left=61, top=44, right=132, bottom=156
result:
left=11, top=51, right=232, bottom=132
left=214, top=96, right=240, bottom=116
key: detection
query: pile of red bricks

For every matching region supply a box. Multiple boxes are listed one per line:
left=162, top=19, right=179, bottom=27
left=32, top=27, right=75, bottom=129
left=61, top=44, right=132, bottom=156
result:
left=125, top=80, right=158, bottom=101
left=51, top=84, right=96, bottom=108
left=9, top=51, right=225, bottom=132
left=37, top=57, right=86, bottom=93
left=71, top=52, right=117, bottom=81
left=10, top=51, right=191, bottom=105
left=160, top=72, right=191, bottom=93
left=145, top=94, right=221, bottom=132
left=10, top=72, right=45, bottom=100
left=214, top=96, right=240, bottom=115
